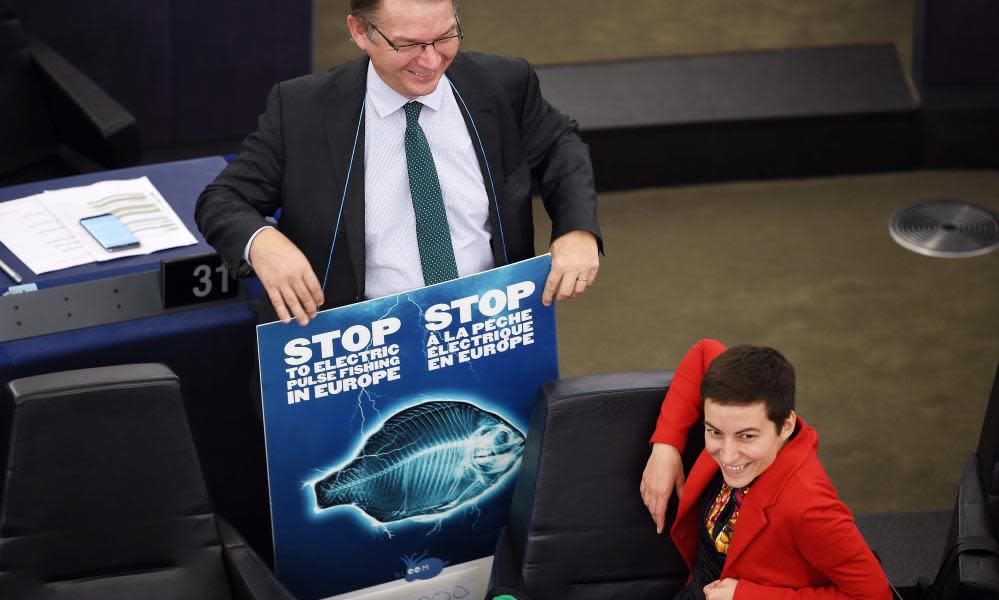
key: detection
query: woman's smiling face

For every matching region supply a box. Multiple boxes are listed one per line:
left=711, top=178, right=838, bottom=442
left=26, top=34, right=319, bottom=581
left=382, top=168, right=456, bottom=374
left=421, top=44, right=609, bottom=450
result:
left=704, top=398, right=795, bottom=488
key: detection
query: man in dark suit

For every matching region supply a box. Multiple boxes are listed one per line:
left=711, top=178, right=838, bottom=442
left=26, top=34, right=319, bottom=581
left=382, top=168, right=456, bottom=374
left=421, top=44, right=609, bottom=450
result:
left=195, top=0, right=601, bottom=327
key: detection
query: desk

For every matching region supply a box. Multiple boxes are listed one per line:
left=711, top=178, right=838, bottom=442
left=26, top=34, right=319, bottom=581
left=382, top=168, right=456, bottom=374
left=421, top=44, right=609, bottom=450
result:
left=0, top=157, right=227, bottom=287
left=0, top=157, right=272, bottom=563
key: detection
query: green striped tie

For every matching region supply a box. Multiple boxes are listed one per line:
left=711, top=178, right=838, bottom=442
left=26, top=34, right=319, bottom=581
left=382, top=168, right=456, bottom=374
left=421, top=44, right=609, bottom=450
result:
left=403, top=101, right=459, bottom=285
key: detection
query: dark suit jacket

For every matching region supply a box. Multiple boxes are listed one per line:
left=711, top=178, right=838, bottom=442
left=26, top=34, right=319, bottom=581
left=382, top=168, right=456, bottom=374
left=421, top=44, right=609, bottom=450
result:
left=195, top=51, right=600, bottom=323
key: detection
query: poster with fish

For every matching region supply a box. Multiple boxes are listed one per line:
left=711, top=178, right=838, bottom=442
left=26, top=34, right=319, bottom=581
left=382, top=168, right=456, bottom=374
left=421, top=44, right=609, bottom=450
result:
left=257, top=255, right=558, bottom=600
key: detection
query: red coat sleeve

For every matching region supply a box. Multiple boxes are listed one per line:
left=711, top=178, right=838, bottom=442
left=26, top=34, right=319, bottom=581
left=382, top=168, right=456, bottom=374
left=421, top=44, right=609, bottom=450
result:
left=649, top=339, right=727, bottom=450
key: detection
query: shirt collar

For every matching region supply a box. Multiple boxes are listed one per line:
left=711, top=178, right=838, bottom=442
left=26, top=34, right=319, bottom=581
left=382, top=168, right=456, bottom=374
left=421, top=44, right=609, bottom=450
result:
left=366, top=61, right=449, bottom=118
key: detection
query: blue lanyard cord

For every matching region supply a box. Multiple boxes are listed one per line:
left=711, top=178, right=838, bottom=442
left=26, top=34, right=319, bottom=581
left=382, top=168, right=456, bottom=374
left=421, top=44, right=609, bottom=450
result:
left=322, top=102, right=366, bottom=292
left=449, top=82, right=509, bottom=266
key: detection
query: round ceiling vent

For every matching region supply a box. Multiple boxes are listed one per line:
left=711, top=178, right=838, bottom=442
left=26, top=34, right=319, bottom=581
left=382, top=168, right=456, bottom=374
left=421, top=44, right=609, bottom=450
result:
left=889, top=200, right=999, bottom=258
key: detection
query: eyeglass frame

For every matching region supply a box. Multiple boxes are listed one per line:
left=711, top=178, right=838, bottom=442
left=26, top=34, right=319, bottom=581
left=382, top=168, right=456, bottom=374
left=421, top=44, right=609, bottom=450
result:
left=367, top=15, right=463, bottom=54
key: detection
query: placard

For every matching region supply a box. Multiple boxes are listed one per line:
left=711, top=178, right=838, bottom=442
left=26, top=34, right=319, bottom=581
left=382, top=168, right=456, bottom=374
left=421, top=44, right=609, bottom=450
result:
left=257, top=255, right=558, bottom=600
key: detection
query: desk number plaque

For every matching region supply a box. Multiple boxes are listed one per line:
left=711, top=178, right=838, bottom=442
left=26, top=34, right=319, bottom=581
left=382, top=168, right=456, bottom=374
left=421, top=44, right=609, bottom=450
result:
left=160, top=252, right=239, bottom=308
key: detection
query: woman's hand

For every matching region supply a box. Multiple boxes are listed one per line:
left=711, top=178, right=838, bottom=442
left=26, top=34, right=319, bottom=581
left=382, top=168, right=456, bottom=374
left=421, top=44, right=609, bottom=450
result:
left=640, top=442, right=684, bottom=533
left=703, top=578, right=738, bottom=600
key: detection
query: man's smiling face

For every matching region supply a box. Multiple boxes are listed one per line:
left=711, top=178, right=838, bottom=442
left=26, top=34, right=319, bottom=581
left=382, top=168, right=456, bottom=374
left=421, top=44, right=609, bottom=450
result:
left=348, top=0, right=459, bottom=100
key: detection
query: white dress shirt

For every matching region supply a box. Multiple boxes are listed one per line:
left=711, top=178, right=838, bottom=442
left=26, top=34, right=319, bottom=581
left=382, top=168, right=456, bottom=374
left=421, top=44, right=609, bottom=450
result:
left=245, top=64, right=494, bottom=300
left=362, top=63, right=493, bottom=299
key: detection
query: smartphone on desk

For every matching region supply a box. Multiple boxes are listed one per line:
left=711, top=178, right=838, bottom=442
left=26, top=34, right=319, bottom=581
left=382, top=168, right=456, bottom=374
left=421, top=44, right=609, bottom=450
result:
left=79, top=214, right=140, bottom=252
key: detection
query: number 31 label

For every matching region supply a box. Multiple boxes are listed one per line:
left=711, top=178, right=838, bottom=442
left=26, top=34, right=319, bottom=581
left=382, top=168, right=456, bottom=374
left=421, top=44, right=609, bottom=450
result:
left=161, top=252, right=239, bottom=308
left=192, top=263, right=230, bottom=297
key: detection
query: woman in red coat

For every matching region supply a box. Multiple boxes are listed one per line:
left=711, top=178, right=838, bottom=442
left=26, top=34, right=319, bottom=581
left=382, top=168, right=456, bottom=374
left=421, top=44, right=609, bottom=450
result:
left=640, top=340, right=891, bottom=600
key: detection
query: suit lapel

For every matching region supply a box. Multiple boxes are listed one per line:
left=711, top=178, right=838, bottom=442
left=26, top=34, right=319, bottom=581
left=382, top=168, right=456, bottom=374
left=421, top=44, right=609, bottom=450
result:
left=678, top=451, right=771, bottom=575
left=721, top=419, right=816, bottom=575
left=672, top=451, right=719, bottom=566
left=446, top=54, right=508, bottom=266
left=320, top=58, right=368, bottom=296
left=720, top=495, right=768, bottom=573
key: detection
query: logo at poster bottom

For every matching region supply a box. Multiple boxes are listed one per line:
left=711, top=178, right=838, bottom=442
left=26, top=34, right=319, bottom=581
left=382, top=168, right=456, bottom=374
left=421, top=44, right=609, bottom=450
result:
left=312, top=400, right=525, bottom=523
left=401, top=551, right=448, bottom=581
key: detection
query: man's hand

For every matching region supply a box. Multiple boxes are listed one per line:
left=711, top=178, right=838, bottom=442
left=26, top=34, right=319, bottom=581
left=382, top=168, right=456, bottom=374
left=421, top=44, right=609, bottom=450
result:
left=640, top=443, right=685, bottom=534
left=704, top=578, right=738, bottom=600
left=248, top=228, right=324, bottom=325
left=542, top=230, right=599, bottom=306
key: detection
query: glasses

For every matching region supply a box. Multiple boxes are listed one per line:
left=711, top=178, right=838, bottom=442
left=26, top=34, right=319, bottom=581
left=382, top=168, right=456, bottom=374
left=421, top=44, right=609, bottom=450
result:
left=369, top=16, right=463, bottom=56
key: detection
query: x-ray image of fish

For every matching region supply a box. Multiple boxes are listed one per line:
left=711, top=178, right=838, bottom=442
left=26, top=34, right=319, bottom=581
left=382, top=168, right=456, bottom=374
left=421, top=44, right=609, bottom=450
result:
left=312, top=400, right=525, bottom=522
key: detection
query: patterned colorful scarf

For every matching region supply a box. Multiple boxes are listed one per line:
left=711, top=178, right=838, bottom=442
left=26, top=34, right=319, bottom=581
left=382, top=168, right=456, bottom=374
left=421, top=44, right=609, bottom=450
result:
left=705, top=483, right=750, bottom=555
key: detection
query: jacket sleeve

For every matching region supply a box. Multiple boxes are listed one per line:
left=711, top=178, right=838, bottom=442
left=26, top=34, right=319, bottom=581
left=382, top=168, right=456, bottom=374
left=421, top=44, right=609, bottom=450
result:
left=734, top=488, right=892, bottom=600
left=194, top=83, right=286, bottom=277
left=516, top=59, right=602, bottom=250
left=649, top=339, right=727, bottom=450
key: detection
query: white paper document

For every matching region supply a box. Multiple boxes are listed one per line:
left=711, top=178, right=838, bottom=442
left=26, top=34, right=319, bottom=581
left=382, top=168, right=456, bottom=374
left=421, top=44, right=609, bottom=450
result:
left=0, top=195, right=94, bottom=274
left=0, top=177, right=198, bottom=275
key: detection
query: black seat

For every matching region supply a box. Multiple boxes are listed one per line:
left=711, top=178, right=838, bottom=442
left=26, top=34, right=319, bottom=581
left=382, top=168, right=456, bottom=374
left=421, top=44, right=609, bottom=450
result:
left=0, top=364, right=294, bottom=599
left=916, top=362, right=999, bottom=599
left=0, top=1, right=139, bottom=186
left=489, top=371, right=703, bottom=600
left=923, top=455, right=999, bottom=599
left=975, top=361, right=999, bottom=532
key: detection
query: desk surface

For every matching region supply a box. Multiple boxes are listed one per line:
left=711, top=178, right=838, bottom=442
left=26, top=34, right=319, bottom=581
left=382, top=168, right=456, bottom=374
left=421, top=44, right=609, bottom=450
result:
left=0, top=156, right=227, bottom=289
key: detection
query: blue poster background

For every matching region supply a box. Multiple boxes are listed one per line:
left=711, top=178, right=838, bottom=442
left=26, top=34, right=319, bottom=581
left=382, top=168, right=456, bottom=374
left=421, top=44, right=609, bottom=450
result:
left=257, top=256, right=558, bottom=600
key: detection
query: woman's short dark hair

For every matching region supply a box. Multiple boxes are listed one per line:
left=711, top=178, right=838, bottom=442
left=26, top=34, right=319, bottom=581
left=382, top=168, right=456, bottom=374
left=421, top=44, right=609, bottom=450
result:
left=701, top=345, right=795, bottom=431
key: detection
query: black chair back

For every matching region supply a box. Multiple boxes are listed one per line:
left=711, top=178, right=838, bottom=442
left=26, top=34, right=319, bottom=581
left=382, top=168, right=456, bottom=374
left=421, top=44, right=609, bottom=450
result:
left=975, top=361, right=999, bottom=534
left=0, top=3, right=59, bottom=179
left=493, top=371, right=703, bottom=600
left=925, top=455, right=999, bottom=599
left=0, top=364, right=231, bottom=599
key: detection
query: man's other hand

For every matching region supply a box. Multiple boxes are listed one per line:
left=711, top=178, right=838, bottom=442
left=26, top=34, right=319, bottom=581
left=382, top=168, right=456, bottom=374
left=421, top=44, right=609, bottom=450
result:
left=249, top=228, right=324, bottom=326
left=542, top=230, right=599, bottom=306
left=640, top=442, right=685, bottom=534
